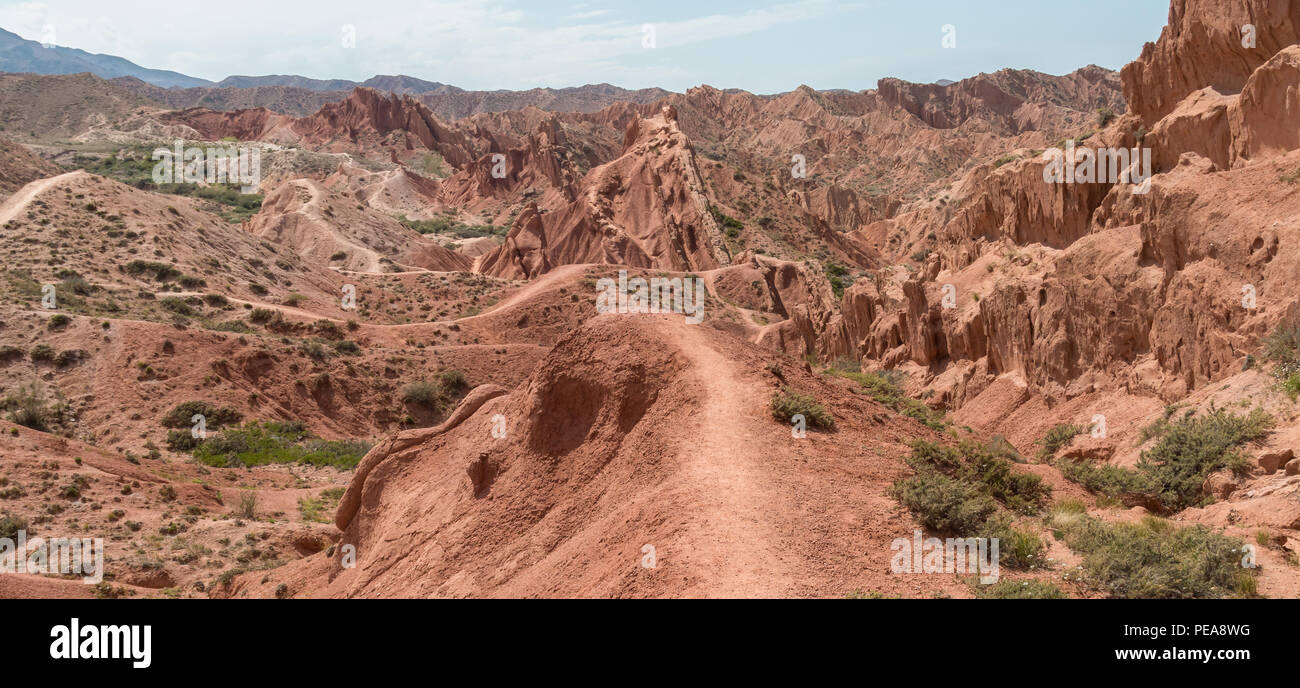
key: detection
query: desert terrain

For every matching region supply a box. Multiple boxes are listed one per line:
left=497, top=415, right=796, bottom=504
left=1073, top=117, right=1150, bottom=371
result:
left=1, top=0, right=1298, bottom=599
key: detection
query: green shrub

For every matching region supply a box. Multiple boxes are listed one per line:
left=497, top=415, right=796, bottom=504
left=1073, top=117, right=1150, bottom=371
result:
left=1134, top=406, right=1269, bottom=510
left=1285, top=373, right=1300, bottom=402
left=160, top=401, right=242, bottom=429
left=1036, top=423, right=1082, bottom=460
left=824, top=261, right=851, bottom=299
left=165, top=429, right=200, bottom=451
left=889, top=470, right=998, bottom=533
left=248, top=308, right=275, bottom=324
left=1059, top=406, right=1270, bottom=513
left=159, top=297, right=195, bottom=316
left=0, top=512, right=27, bottom=540
left=29, top=345, right=54, bottom=362
left=1050, top=508, right=1255, bottom=598
left=123, top=260, right=181, bottom=281
left=47, top=313, right=71, bottom=329
left=903, top=441, right=1051, bottom=516
left=333, top=340, right=361, bottom=355
left=401, top=380, right=440, bottom=406
left=891, top=441, right=1050, bottom=569
left=439, top=369, right=467, bottom=390
left=3, top=381, right=57, bottom=431
left=1262, top=319, right=1300, bottom=377
left=769, top=387, right=836, bottom=430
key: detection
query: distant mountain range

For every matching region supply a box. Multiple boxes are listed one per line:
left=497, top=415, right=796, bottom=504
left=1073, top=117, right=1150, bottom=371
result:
left=0, top=27, right=211, bottom=88
left=0, top=25, right=670, bottom=117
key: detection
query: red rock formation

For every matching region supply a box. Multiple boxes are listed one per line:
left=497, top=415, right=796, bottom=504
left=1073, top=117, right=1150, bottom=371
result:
left=477, top=107, right=730, bottom=278
left=1120, top=0, right=1300, bottom=124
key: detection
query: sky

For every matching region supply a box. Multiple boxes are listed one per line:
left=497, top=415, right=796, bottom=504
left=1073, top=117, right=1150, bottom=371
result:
left=0, top=0, right=1172, bottom=93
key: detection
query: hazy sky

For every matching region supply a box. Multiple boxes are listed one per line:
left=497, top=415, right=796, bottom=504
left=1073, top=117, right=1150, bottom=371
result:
left=0, top=0, right=1171, bottom=92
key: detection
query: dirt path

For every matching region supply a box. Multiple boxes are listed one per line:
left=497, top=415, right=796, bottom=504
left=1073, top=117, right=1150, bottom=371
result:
left=671, top=323, right=795, bottom=597
left=0, top=172, right=80, bottom=225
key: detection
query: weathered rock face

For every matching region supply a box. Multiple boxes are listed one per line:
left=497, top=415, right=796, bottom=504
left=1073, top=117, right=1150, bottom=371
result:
left=1120, top=0, right=1300, bottom=124
left=808, top=0, right=1300, bottom=412
left=878, top=66, right=1125, bottom=132
left=477, top=108, right=730, bottom=279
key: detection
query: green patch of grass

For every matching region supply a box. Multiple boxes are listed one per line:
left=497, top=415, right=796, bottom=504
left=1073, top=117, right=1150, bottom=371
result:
left=769, top=387, right=836, bottom=431
left=190, top=421, right=370, bottom=469
left=298, top=488, right=344, bottom=523
left=832, top=369, right=946, bottom=430
left=1049, top=507, right=1256, bottom=598
left=396, top=215, right=505, bottom=238
left=975, top=579, right=1068, bottom=599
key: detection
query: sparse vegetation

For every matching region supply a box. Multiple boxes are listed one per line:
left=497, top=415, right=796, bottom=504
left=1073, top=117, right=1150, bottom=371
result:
left=890, top=440, right=1049, bottom=569
left=1036, top=423, right=1083, bottom=460
left=832, top=369, right=946, bottom=430
left=396, top=215, right=505, bottom=238
left=823, top=261, right=851, bottom=299
left=769, top=387, right=836, bottom=430
left=1049, top=504, right=1255, bottom=598
left=190, top=421, right=371, bottom=469
left=975, top=579, right=1067, bottom=599
left=160, top=401, right=243, bottom=429
left=1058, top=406, right=1271, bottom=512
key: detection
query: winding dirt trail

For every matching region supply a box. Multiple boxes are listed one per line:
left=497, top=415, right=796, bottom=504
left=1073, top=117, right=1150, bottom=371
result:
left=671, top=322, right=796, bottom=597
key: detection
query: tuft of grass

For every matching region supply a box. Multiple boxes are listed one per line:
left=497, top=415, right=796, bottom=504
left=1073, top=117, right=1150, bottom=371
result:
left=2, top=381, right=63, bottom=432
left=1036, top=423, right=1082, bottom=461
left=769, top=387, right=836, bottom=430
left=235, top=491, right=258, bottom=519
left=975, top=579, right=1068, bottom=599
left=832, top=369, right=946, bottom=430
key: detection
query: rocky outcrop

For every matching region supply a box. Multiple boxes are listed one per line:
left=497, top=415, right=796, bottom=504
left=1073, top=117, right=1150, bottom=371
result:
left=1120, top=0, right=1300, bottom=124
left=477, top=108, right=730, bottom=279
